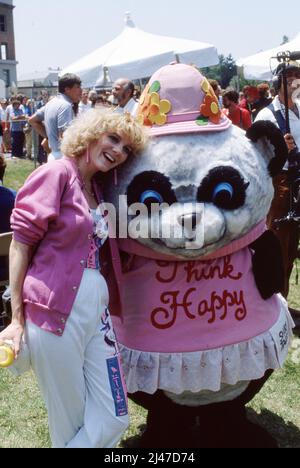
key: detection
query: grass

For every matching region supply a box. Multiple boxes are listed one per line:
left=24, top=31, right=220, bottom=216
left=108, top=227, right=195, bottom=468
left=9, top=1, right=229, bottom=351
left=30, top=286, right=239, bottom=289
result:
left=0, top=371, right=50, bottom=448
left=4, top=158, right=36, bottom=192
left=1, top=159, right=299, bottom=448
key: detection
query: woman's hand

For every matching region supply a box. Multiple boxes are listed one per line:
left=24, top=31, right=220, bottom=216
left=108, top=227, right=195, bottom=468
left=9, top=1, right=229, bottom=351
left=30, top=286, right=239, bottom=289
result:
left=0, top=320, right=24, bottom=359
left=41, top=138, right=51, bottom=154
left=6, top=239, right=34, bottom=359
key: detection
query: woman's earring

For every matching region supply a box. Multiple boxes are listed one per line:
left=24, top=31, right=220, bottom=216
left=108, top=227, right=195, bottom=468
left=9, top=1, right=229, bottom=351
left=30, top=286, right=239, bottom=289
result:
left=114, top=169, right=118, bottom=186
left=86, top=147, right=91, bottom=164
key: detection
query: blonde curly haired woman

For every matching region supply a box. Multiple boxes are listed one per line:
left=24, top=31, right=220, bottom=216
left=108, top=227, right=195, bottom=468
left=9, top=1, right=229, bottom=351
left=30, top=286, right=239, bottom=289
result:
left=0, top=109, right=148, bottom=448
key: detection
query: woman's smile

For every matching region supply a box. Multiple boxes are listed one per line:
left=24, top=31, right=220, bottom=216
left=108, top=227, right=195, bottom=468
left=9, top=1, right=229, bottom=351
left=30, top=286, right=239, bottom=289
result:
left=103, top=152, right=116, bottom=164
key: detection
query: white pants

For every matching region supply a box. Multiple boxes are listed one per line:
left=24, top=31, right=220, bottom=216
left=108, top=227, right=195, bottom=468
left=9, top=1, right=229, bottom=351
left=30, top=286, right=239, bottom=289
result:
left=26, top=269, right=129, bottom=448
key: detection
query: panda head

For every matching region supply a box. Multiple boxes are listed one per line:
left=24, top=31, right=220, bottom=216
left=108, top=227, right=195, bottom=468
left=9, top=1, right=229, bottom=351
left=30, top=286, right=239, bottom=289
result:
left=105, top=120, right=287, bottom=259
left=104, top=64, right=288, bottom=259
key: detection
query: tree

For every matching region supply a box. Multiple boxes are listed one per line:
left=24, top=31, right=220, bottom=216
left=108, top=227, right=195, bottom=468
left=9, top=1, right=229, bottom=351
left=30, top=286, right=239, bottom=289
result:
left=281, top=35, right=289, bottom=45
left=219, top=54, right=237, bottom=88
left=201, top=54, right=237, bottom=89
left=230, top=76, right=260, bottom=91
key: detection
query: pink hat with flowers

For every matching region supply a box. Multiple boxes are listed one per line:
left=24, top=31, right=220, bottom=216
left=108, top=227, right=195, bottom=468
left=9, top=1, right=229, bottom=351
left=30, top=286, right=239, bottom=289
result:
left=136, top=62, right=231, bottom=136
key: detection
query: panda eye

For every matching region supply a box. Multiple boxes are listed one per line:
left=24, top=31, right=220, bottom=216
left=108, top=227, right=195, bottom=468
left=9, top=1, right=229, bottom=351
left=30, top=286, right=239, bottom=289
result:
left=197, top=166, right=249, bottom=211
left=127, top=171, right=177, bottom=207
left=140, top=190, right=163, bottom=206
left=212, top=182, right=234, bottom=207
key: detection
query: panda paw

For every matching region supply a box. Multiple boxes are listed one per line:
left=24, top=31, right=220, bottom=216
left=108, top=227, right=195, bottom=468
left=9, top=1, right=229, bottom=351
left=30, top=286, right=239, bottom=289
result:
left=250, top=230, right=284, bottom=300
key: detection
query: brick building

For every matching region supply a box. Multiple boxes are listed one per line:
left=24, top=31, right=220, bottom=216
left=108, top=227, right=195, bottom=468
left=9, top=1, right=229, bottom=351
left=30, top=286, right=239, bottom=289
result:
left=0, top=0, right=17, bottom=97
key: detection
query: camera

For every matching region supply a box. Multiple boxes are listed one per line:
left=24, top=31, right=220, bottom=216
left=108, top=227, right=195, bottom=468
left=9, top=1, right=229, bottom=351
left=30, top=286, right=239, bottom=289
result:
left=288, top=148, right=300, bottom=219
left=275, top=149, right=300, bottom=225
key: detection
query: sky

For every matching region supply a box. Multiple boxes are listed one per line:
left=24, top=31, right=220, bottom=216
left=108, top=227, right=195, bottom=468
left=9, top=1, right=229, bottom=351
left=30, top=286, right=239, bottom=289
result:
left=13, top=0, right=300, bottom=77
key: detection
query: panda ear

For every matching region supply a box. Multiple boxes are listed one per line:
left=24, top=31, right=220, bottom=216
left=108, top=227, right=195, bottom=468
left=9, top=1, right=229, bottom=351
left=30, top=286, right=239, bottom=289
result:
left=246, top=121, right=288, bottom=177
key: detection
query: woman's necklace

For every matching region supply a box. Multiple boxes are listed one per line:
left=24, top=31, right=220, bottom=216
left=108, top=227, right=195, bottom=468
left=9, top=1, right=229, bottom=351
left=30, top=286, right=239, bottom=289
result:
left=77, top=165, right=96, bottom=199
left=83, top=183, right=95, bottom=198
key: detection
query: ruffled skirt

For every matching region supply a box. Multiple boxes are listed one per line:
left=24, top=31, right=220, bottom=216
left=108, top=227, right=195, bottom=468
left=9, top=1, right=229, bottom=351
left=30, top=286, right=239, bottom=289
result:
left=119, top=296, right=294, bottom=395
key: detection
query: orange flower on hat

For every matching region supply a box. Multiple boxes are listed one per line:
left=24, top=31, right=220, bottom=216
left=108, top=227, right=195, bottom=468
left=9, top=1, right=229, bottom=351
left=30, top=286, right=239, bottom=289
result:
left=199, top=78, right=222, bottom=124
left=137, top=84, right=152, bottom=126
left=200, top=94, right=221, bottom=125
left=137, top=81, right=172, bottom=127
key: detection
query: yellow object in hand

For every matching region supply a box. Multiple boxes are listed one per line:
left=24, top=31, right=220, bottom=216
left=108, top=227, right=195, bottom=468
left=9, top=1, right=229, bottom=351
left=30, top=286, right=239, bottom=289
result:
left=0, top=343, right=15, bottom=368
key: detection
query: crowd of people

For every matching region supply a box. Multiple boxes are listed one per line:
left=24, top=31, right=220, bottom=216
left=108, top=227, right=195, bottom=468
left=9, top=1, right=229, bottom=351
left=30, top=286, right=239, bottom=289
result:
left=210, top=80, right=274, bottom=130
left=0, top=74, right=281, bottom=165
left=0, top=76, right=140, bottom=163
left=0, top=75, right=276, bottom=164
left=0, top=95, right=35, bottom=159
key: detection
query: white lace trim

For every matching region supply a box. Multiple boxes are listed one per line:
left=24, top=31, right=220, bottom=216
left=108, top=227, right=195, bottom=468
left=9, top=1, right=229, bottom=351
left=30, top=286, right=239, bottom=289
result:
left=120, top=296, right=294, bottom=395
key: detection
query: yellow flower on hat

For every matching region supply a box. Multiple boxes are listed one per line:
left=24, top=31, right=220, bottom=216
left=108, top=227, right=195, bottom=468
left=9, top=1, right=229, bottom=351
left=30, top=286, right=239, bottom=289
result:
left=201, top=78, right=217, bottom=98
left=137, top=81, right=172, bottom=127
left=200, top=78, right=221, bottom=124
left=201, top=78, right=211, bottom=94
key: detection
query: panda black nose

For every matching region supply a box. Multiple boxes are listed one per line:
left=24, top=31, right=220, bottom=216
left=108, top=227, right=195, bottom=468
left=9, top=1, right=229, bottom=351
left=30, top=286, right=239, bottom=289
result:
left=178, top=213, right=200, bottom=230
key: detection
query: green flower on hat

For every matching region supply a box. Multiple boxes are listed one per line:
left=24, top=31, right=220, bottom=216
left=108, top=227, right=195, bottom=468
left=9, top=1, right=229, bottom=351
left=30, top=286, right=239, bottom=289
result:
left=150, top=81, right=161, bottom=94
left=196, top=116, right=209, bottom=126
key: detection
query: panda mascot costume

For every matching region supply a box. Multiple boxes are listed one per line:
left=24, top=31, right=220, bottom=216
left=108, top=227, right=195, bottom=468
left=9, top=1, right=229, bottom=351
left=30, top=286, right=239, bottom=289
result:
left=105, top=63, right=294, bottom=448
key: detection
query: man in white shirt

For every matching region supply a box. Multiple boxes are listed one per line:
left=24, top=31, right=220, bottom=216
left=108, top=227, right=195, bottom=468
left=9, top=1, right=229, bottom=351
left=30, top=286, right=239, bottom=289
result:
left=112, top=79, right=138, bottom=116
left=79, top=90, right=92, bottom=115
left=255, top=61, right=300, bottom=299
left=255, top=65, right=300, bottom=150
left=29, top=74, right=82, bottom=161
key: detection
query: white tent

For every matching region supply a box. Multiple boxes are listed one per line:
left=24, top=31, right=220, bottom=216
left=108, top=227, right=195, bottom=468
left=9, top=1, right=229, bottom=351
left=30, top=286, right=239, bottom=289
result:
left=237, top=33, right=300, bottom=81
left=0, top=79, right=5, bottom=99
left=61, top=13, right=219, bottom=88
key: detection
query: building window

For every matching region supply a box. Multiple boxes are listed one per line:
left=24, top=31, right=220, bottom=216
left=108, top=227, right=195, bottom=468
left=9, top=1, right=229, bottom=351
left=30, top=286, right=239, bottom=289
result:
left=0, top=15, right=6, bottom=32
left=1, top=44, right=8, bottom=60
left=3, top=69, right=10, bottom=87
